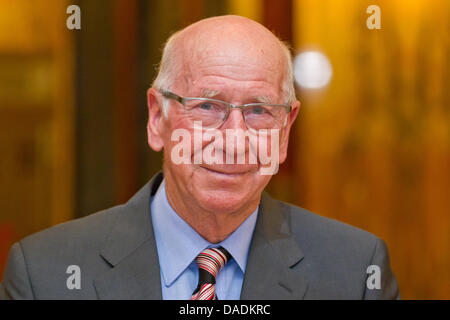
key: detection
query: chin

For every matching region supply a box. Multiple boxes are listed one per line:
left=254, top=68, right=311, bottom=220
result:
left=196, top=189, right=252, bottom=214
left=188, top=166, right=270, bottom=214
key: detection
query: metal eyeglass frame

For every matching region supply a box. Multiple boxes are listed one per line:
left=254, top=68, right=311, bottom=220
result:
left=160, top=90, right=292, bottom=129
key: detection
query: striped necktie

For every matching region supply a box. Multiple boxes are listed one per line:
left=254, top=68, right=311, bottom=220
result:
left=191, top=246, right=232, bottom=300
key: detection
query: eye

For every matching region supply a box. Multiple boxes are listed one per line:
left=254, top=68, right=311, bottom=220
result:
left=250, top=106, right=270, bottom=115
left=252, top=106, right=264, bottom=114
left=199, top=102, right=213, bottom=111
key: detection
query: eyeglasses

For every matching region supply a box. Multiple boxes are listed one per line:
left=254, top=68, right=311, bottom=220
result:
left=160, top=90, right=292, bottom=130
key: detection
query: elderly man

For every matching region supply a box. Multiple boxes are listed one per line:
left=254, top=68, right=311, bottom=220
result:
left=0, top=15, right=399, bottom=300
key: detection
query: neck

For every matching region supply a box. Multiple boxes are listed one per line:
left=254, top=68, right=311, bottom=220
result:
left=163, top=176, right=260, bottom=244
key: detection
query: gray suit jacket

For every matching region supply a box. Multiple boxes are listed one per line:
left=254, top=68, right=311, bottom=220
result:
left=0, top=172, right=400, bottom=299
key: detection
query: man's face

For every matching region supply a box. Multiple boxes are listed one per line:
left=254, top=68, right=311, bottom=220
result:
left=147, top=26, right=299, bottom=215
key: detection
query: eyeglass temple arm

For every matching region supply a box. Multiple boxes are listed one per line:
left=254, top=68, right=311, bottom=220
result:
left=161, top=90, right=184, bottom=104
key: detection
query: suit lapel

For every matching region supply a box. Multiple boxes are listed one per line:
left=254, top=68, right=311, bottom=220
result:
left=94, top=173, right=164, bottom=299
left=94, top=240, right=162, bottom=299
left=240, top=192, right=309, bottom=299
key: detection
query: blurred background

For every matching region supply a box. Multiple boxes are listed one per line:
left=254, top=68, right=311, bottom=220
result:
left=0, top=0, right=449, bottom=299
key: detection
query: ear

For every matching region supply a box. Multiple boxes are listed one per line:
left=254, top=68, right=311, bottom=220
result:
left=278, top=100, right=300, bottom=164
left=146, top=88, right=166, bottom=152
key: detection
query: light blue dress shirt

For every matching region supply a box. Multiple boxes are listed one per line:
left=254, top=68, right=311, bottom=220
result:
left=150, top=179, right=258, bottom=300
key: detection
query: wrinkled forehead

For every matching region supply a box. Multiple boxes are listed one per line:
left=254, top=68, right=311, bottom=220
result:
left=172, top=20, right=287, bottom=95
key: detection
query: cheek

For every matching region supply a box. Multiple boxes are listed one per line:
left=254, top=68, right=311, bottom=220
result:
left=279, top=128, right=291, bottom=160
left=162, top=114, right=197, bottom=157
left=255, top=130, right=283, bottom=157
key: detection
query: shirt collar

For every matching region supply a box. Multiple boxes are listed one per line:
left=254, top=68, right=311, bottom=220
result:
left=150, top=179, right=258, bottom=287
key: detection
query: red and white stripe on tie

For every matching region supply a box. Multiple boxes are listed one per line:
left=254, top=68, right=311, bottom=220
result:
left=191, top=247, right=231, bottom=300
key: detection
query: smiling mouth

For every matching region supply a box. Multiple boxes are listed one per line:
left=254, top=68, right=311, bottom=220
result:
left=200, top=165, right=254, bottom=176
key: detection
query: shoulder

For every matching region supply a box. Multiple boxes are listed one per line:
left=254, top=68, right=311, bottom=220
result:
left=286, top=200, right=377, bottom=238
left=0, top=205, right=126, bottom=299
left=21, top=205, right=123, bottom=245
left=272, top=199, right=399, bottom=299
left=19, top=206, right=124, bottom=263
left=274, top=198, right=381, bottom=263
left=18, top=177, right=157, bottom=254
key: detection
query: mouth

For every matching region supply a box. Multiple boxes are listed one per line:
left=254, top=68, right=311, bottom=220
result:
left=199, top=165, right=256, bottom=177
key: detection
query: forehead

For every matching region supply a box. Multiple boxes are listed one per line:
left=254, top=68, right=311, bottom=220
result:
left=173, top=26, right=286, bottom=100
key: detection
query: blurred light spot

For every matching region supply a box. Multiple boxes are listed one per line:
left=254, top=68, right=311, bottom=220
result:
left=293, top=50, right=332, bottom=89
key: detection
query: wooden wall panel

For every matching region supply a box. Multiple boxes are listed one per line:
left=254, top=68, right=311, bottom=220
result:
left=292, top=0, right=450, bottom=299
left=0, top=0, right=75, bottom=277
left=113, top=0, right=139, bottom=203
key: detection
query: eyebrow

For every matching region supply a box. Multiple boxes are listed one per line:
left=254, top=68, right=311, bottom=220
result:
left=200, top=89, right=221, bottom=98
left=254, top=95, right=273, bottom=104
left=200, top=89, right=274, bottom=104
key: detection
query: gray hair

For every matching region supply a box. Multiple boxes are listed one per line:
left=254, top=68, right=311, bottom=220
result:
left=152, top=31, right=296, bottom=118
left=152, top=31, right=182, bottom=118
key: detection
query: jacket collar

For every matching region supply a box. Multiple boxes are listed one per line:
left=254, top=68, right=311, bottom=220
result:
left=94, top=172, right=308, bottom=299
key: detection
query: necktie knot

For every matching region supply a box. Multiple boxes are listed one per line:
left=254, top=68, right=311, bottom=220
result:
left=191, top=246, right=231, bottom=300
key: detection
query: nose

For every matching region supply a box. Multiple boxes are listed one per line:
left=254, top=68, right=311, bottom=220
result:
left=219, top=108, right=251, bottom=164
left=220, top=108, right=247, bottom=130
